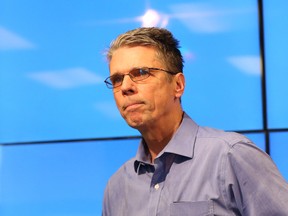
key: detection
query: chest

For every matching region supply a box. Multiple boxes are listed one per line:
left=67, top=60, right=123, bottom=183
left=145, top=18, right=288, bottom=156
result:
left=121, top=157, right=231, bottom=216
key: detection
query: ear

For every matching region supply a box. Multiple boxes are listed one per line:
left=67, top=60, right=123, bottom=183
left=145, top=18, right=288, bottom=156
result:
left=174, top=73, right=185, bottom=99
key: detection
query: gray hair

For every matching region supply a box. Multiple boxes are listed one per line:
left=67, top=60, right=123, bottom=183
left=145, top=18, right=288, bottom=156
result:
left=106, top=27, right=184, bottom=73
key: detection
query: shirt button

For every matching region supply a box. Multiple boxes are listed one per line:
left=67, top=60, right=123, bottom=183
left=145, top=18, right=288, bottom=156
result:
left=154, top=184, right=160, bottom=190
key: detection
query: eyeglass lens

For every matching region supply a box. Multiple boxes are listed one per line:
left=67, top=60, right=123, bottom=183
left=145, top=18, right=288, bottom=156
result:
left=109, top=68, right=150, bottom=88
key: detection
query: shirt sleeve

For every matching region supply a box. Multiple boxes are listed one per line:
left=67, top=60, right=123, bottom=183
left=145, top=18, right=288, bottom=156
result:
left=223, top=140, right=288, bottom=216
left=102, top=182, right=111, bottom=216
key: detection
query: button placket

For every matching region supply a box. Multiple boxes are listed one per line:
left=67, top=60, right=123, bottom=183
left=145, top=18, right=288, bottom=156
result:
left=154, top=183, right=160, bottom=190
left=148, top=159, right=164, bottom=215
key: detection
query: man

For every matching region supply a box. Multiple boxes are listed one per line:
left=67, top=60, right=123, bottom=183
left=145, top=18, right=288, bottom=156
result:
left=102, top=27, right=288, bottom=215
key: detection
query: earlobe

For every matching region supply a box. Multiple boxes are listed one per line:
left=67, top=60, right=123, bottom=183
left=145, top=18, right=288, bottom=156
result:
left=175, top=73, right=185, bottom=98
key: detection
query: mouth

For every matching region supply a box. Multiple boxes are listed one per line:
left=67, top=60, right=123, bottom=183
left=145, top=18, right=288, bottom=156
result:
left=123, top=102, right=144, bottom=111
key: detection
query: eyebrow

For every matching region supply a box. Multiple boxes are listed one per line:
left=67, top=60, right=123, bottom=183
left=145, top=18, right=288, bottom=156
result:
left=110, top=67, right=145, bottom=76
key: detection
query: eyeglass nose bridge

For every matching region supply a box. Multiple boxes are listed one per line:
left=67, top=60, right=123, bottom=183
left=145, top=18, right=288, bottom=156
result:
left=120, top=73, right=136, bottom=87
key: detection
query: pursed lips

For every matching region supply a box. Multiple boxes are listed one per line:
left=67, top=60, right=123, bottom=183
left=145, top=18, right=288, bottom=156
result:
left=122, top=101, right=144, bottom=111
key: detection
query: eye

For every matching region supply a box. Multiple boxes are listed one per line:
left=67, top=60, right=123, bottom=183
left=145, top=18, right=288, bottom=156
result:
left=131, top=68, right=150, bottom=78
left=110, top=74, right=123, bottom=86
left=138, top=68, right=150, bottom=76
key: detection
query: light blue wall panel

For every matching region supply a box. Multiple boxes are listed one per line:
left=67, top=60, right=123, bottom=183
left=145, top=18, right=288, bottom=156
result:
left=264, top=0, right=288, bottom=128
left=0, top=0, right=261, bottom=143
left=1, top=139, right=139, bottom=216
left=270, top=132, right=288, bottom=180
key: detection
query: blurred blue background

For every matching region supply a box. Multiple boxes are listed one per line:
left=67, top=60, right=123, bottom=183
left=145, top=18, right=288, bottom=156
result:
left=0, top=0, right=287, bottom=215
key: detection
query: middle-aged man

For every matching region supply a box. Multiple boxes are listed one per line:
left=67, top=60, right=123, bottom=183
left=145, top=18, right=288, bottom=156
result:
left=102, top=27, right=288, bottom=216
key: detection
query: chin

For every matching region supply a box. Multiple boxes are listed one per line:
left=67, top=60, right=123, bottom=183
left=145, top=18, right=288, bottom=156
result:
left=125, top=115, right=145, bottom=129
left=127, top=119, right=144, bottom=128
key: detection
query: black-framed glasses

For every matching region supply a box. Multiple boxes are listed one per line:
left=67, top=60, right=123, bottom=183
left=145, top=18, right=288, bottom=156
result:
left=104, top=67, right=179, bottom=89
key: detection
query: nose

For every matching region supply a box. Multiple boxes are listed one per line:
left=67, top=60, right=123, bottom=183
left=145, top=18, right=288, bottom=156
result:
left=120, top=74, right=136, bottom=95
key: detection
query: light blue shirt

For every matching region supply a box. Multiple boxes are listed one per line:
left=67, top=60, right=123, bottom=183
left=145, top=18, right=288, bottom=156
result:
left=102, top=113, right=288, bottom=216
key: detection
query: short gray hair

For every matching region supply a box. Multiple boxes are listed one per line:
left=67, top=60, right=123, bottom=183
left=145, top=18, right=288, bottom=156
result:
left=106, top=27, right=184, bottom=73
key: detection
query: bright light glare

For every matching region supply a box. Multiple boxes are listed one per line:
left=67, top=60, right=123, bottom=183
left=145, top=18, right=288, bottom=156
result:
left=142, top=9, right=161, bottom=27
left=140, top=9, right=169, bottom=27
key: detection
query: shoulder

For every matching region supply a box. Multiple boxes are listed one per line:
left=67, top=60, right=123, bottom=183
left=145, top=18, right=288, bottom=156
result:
left=183, top=113, right=251, bottom=149
left=107, top=157, right=136, bottom=188
left=197, top=126, right=253, bottom=149
left=102, top=157, right=137, bottom=215
left=195, top=127, right=276, bottom=180
left=194, top=126, right=266, bottom=164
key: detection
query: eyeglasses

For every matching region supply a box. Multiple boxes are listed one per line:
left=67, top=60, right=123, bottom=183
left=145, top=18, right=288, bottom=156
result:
left=104, top=67, right=179, bottom=89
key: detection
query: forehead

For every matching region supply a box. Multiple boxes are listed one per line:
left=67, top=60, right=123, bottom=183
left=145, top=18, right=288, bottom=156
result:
left=109, top=46, right=162, bottom=74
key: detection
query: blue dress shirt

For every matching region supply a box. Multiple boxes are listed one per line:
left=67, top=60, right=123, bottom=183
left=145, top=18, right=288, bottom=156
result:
left=102, top=113, right=288, bottom=216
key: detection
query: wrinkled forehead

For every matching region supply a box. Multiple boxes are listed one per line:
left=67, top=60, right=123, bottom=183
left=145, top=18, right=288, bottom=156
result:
left=108, top=42, right=162, bottom=60
left=109, top=45, right=163, bottom=65
left=109, top=46, right=164, bottom=75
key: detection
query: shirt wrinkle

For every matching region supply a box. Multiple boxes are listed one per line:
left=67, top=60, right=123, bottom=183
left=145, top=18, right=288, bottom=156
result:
left=103, top=112, right=288, bottom=216
left=134, top=112, right=197, bottom=174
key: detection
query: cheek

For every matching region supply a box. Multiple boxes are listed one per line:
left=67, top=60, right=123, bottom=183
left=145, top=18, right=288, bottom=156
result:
left=149, top=91, right=166, bottom=110
left=113, top=95, right=122, bottom=110
left=154, top=88, right=175, bottom=108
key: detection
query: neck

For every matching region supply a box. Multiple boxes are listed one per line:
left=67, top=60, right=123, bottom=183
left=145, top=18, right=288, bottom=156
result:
left=140, top=110, right=184, bottom=163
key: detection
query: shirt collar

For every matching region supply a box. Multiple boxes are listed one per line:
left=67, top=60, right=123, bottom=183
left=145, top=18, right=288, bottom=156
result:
left=134, top=112, right=198, bottom=173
